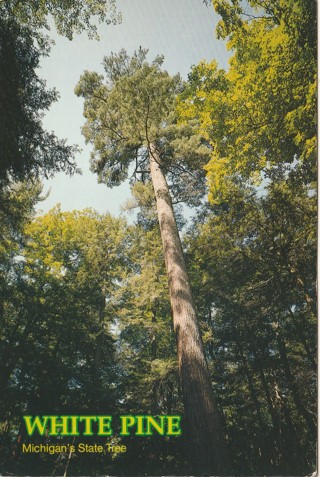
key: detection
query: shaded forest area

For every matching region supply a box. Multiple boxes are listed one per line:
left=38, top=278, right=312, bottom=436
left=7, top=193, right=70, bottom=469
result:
left=0, top=0, right=316, bottom=475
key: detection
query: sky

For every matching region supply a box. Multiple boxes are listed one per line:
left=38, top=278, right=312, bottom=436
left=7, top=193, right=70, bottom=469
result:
left=37, top=0, right=229, bottom=217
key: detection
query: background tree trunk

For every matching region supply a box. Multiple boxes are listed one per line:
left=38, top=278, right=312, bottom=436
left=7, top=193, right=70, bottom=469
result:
left=148, top=143, right=227, bottom=475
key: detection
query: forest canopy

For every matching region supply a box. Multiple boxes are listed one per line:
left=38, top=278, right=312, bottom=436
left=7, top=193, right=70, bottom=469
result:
left=0, top=0, right=316, bottom=475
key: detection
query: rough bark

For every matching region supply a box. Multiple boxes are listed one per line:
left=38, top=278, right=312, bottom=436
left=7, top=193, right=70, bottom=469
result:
left=148, top=143, right=227, bottom=475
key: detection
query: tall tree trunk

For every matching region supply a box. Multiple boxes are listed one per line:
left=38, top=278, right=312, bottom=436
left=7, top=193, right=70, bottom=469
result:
left=93, top=291, right=106, bottom=410
left=238, top=344, right=265, bottom=430
left=276, top=333, right=316, bottom=437
left=0, top=311, right=38, bottom=394
left=148, top=143, right=227, bottom=475
left=151, top=303, right=159, bottom=414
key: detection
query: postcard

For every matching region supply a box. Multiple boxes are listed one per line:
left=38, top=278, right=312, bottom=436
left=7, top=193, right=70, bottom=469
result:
left=0, top=1, right=316, bottom=475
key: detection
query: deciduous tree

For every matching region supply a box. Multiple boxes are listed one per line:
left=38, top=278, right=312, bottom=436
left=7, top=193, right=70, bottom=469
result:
left=178, top=0, right=316, bottom=202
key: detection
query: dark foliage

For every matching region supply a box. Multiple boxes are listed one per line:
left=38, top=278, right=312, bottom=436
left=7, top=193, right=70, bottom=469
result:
left=0, top=16, right=77, bottom=185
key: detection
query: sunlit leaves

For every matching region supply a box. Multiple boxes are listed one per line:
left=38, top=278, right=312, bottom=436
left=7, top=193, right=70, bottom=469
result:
left=177, top=0, right=316, bottom=202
